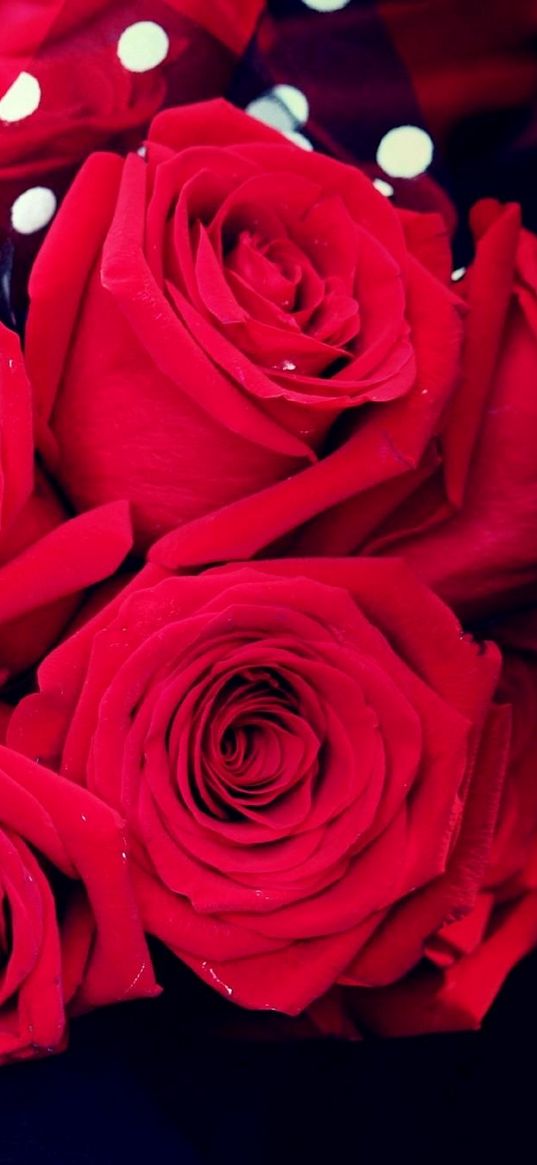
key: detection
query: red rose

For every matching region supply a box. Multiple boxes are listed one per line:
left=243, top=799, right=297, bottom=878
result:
left=361, top=202, right=537, bottom=617
left=315, top=608, right=537, bottom=1036
left=0, top=320, right=134, bottom=686
left=151, top=199, right=537, bottom=622
left=9, top=557, right=507, bottom=1013
left=0, top=744, right=157, bottom=1065
left=26, top=99, right=461, bottom=549
left=0, top=320, right=32, bottom=533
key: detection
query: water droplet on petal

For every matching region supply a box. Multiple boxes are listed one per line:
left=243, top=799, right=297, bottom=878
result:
left=273, top=359, right=297, bottom=372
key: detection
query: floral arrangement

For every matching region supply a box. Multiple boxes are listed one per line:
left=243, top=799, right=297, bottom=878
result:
left=0, top=0, right=536, bottom=1063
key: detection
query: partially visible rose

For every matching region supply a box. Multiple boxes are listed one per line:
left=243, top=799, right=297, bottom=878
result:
left=0, top=743, right=157, bottom=1065
left=26, top=99, right=461, bottom=549
left=0, top=320, right=32, bottom=534
left=0, top=320, right=135, bottom=683
left=0, top=4, right=256, bottom=319
left=0, top=39, right=164, bottom=186
left=307, top=608, right=537, bottom=1037
left=0, top=487, right=135, bottom=680
left=9, top=557, right=507, bottom=1014
left=0, top=1, right=257, bottom=183
left=151, top=200, right=537, bottom=621
left=361, top=202, right=537, bottom=617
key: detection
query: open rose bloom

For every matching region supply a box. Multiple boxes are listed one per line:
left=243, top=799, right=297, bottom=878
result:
left=9, top=558, right=512, bottom=1017
left=26, top=100, right=461, bottom=549
left=1, top=5, right=537, bottom=1058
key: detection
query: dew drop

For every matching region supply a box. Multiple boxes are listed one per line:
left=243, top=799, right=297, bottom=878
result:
left=273, top=359, right=297, bottom=372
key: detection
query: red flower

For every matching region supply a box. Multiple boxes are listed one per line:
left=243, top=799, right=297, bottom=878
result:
left=26, top=99, right=461, bottom=549
left=151, top=199, right=537, bottom=622
left=0, top=319, right=134, bottom=689
left=9, top=558, right=507, bottom=1014
left=0, top=744, right=157, bottom=1065
left=311, top=608, right=537, bottom=1036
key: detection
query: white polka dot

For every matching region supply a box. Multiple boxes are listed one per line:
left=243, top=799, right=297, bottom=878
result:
left=246, top=84, right=309, bottom=135
left=451, top=267, right=466, bottom=282
left=137, top=145, right=147, bottom=157
left=246, top=95, right=295, bottom=134
left=302, top=0, right=351, bottom=11
left=117, top=21, right=169, bottom=73
left=0, top=72, right=41, bottom=123
left=376, top=125, right=434, bottom=179
left=285, top=131, right=313, bottom=150
left=271, top=84, right=309, bottom=127
left=11, top=187, right=57, bottom=234
left=373, top=177, right=394, bottom=197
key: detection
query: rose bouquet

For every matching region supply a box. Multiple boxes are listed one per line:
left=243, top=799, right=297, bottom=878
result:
left=0, top=0, right=536, bottom=1063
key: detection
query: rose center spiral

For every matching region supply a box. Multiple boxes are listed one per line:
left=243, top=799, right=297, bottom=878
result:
left=189, top=668, right=322, bottom=822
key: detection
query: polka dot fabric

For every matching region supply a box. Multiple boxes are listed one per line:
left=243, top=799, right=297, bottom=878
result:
left=0, top=0, right=263, bottom=323
left=230, top=0, right=537, bottom=246
left=1, top=0, right=536, bottom=316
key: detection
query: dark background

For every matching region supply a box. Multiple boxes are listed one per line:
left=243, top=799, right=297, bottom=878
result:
left=0, top=945, right=535, bottom=1165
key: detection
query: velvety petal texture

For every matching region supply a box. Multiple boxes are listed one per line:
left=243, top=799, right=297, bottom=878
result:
left=0, top=322, right=135, bottom=683
left=9, top=558, right=507, bottom=1014
left=26, top=100, right=461, bottom=549
left=0, top=744, right=157, bottom=1065
left=305, top=607, right=537, bottom=1037
left=150, top=199, right=537, bottom=624
left=0, top=323, right=33, bottom=535
left=0, top=490, right=134, bottom=678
